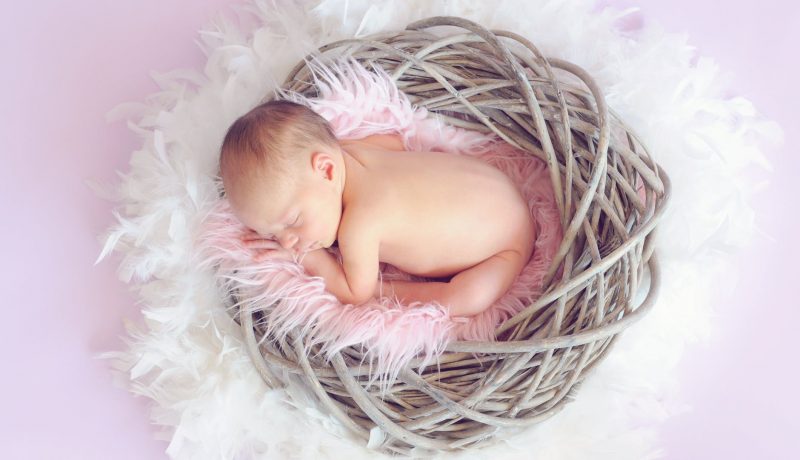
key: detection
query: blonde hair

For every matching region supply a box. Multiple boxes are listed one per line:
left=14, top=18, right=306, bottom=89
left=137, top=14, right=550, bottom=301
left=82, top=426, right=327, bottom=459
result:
left=219, top=99, right=339, bottom=194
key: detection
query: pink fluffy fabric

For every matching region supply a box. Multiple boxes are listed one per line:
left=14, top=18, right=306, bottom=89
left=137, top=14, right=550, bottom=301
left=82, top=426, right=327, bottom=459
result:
left=198, top=57, right=563, bottom=390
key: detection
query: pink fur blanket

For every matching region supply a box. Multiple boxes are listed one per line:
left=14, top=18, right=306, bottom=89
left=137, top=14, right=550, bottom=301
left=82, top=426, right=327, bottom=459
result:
left=198, top=57, right=563, bottom=388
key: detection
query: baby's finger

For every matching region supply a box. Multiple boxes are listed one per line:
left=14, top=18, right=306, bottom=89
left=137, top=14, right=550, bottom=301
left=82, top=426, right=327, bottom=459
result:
left=240, top=229, right=269, bottom=240
left=255, top=248, right=295, bottom=262
left=244, top=239, right=281, bottom=249
left=242, top=236, right=277, bottom=245
left=252, top=249, right=276, bottom=262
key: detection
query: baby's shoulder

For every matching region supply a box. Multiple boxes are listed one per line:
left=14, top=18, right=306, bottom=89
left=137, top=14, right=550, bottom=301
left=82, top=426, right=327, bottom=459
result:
left=338, top=201, right=385, bottom=242
left=343, top=133, right=405, bottom=152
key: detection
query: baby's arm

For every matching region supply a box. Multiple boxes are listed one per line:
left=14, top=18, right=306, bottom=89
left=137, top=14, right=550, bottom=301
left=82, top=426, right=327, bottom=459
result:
left=300, top=214, right=380, bottom=305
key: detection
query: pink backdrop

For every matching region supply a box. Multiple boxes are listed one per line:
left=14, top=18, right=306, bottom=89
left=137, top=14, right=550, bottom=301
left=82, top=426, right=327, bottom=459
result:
left=2, top=1, right=795, bottom=458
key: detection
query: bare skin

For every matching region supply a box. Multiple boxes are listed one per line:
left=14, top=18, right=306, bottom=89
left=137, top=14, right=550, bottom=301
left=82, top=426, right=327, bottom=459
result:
left=228, top=133, right=536, bottom=317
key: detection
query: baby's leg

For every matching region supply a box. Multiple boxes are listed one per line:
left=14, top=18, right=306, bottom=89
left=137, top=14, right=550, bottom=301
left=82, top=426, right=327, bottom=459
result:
left=376, top=278, right=451, bottom=307
left=377, top=249, right=526, bottom=317
left=442, top=249, right=526, bottom=316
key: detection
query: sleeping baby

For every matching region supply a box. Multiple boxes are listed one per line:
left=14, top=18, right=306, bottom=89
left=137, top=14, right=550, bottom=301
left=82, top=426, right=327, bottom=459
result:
left=219, top=100, right=536, bottom=317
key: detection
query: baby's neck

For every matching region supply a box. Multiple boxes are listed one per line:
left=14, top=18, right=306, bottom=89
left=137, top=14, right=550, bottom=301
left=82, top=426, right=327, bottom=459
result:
left=340, top=148, right=365, bottom=211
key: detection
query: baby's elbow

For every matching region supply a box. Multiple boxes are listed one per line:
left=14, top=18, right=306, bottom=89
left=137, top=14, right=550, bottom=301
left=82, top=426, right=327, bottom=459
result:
left=346, top=291, right=373, bottom=306
left=347, top=279, right=377, bottom=305
left=328, top=282, right=368, bottom=306
left=344, top=282, right=376, bottom=306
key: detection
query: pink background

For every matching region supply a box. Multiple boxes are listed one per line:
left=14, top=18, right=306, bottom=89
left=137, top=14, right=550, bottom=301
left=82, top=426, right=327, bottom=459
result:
left=2, top=1, right=796, bottom=458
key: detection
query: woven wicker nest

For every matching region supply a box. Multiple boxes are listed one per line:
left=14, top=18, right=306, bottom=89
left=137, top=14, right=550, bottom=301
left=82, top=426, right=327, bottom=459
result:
left=233, top=16, right=671, bottom=455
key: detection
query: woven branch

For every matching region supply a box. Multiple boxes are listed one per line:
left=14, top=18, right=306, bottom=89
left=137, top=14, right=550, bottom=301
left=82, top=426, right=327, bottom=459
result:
left=234, top=16, right=671, bottom=455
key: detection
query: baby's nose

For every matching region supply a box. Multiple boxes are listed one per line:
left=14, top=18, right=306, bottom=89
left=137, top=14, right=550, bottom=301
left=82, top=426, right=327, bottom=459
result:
left=279, top=234, right=299, bottom=250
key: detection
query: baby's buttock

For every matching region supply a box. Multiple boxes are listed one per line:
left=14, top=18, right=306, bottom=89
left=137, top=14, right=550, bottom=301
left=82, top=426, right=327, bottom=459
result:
left=361, top=148, right=536, bottom=278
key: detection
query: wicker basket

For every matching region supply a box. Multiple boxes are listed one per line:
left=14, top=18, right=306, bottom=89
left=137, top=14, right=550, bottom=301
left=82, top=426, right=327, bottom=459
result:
left=234, top=16, right=671, bottom=455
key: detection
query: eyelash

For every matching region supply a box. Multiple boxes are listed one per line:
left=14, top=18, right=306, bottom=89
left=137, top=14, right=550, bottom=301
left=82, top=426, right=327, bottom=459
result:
left=264, top=215, right=299, bottom=238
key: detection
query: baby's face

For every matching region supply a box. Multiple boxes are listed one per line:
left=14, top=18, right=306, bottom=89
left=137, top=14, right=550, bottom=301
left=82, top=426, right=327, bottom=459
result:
left=228, top=153, right=343, bottom=254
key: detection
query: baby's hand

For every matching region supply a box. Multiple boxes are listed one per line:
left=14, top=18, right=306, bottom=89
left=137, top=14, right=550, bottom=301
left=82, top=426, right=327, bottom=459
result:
left=240, top=229, right=296, bottom=263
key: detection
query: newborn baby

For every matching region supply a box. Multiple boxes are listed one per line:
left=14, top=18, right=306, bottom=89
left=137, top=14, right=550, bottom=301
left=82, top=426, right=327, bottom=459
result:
left=219, top=100, right=536, bottom=317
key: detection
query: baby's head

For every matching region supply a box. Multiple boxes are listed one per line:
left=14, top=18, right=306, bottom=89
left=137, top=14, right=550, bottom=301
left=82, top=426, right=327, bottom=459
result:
left=220, top=99, right=345, bottom=253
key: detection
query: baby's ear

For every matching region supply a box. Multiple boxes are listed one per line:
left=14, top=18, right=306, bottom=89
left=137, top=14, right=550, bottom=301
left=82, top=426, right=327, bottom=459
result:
left=311, top=151, right=335, bottom=181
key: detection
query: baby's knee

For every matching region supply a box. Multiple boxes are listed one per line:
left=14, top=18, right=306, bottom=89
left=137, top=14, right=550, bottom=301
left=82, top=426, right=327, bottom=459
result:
left=444, top=251, right=524, bottom=316
left=442, top=275, right=491, bottom=317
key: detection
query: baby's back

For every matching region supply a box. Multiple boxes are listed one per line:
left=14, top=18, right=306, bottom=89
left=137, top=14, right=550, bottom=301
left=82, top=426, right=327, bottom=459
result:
left=342, top=136, right=535, bottom=279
